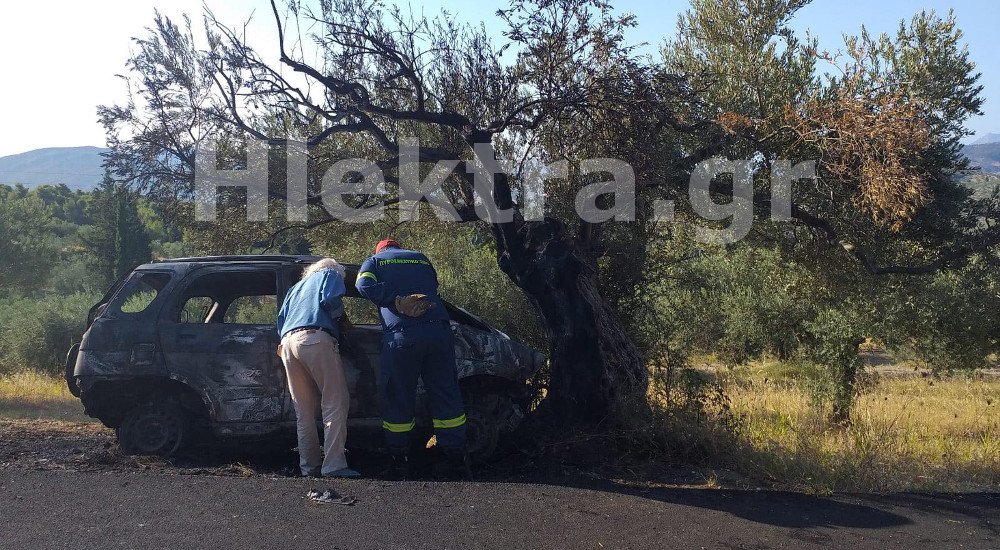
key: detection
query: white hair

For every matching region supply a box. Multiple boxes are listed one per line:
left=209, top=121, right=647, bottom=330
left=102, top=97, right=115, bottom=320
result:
left=302, top=258, right=346, bottom=280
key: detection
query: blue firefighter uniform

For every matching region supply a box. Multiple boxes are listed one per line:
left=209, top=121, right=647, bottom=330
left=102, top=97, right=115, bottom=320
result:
left=355, top=245, right=467, bottom=451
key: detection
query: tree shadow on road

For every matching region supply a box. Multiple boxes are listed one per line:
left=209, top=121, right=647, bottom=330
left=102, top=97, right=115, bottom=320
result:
left=479, top=471, right=998, bottom=534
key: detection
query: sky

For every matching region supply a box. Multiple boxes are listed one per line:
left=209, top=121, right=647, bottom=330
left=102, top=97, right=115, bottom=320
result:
left=0, top=0, right=997, bottom=159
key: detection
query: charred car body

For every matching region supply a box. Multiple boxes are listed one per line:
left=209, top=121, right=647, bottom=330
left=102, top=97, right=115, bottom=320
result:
left=66, top=256, right=543, bottom=458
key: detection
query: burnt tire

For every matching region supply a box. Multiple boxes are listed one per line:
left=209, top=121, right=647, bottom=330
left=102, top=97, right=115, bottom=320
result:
left=118, top=399, right=189, bottom=457
left=461, top=389, right=517, bottom=461
left=64, top=344, right=80, bottom=398
left=464, top=406, right=500, bottom=461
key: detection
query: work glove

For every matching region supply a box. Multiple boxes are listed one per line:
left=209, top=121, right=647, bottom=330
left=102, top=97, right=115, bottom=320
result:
left=395, top=294, right=435, bottom=317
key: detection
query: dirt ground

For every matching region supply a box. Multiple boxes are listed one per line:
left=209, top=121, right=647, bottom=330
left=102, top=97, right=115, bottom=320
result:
left=0, top=419, right=300, bottom=477
left=0, top=417, right=731, bottom=491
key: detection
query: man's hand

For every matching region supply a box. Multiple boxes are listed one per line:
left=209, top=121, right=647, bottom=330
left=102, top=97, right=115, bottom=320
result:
left=339, top=315, right=354, bottom=335
left=395, top=294, right=435, bottom=317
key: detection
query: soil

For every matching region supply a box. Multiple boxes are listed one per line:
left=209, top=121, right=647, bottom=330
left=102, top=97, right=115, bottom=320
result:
left=0, top=417, right=730, bottom=488
left=0, top=419, right=298, bottom=477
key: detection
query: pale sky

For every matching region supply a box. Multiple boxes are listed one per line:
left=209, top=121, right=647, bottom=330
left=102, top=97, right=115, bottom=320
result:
left=0, top=0, right=997, bottom=159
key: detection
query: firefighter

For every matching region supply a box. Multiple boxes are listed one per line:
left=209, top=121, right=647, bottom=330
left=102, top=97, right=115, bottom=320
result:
left=355, top=239, right=471, bottom=480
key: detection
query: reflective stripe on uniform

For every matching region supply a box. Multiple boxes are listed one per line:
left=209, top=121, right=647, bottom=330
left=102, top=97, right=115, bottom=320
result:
left=358, top=271, right=378, bottom=282
left=382, top=419, right=415, bottom=433
left=432, top=414, right=467, bottom=429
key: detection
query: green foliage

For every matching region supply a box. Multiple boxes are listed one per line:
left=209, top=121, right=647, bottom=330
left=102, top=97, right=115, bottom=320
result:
left=0, top=194, right=57, bottom=293
left=119, top=291, right=157, bottom=314
left=640, top=224, right=997, bottom=420
left=81, top=171, right=152, bottom=287
left=0, top=293, right=98, bottom=375
left=800, top=308, right=867, bottom=419
left=883, top=257, right=1000, bottom=373
left=224, top=296, right=278, bottom=325
left=655, top=0, right=995, bottom=422
left=47, top=256, right=105, bottom=295
left=641, top=235, right=814, bottom=366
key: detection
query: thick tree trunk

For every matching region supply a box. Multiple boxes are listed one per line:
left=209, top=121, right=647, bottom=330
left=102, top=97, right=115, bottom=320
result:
left=494, top=217, right=648, bottom=425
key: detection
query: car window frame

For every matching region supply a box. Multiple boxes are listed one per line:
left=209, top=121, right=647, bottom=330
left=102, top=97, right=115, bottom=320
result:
left=105, top=270, right=175, bottom=319
left=163, top=265, right=282, bottom=327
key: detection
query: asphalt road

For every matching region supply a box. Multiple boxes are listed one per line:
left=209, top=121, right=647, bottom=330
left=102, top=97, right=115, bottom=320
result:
left=1, top=469, right=996, bottom=550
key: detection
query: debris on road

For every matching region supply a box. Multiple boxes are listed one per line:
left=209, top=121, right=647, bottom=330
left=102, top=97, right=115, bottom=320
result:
left=306, top=488, right=356, bottom=506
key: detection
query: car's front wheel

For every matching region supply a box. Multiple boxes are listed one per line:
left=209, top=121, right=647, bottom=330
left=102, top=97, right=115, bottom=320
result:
left=461, top=390, right=520, bottom=461
left=118, top=399, right=189, bottom=457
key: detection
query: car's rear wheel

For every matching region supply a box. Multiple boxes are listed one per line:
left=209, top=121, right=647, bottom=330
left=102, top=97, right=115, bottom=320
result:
left=64, top=344, right=80, bottom=398
left=118, top=399, right=189, bottom=457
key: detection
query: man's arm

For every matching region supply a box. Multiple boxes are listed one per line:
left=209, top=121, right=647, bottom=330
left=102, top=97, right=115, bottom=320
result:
left=355, top=258, right=395, bottom=308
left=319, top=270, right=346, bottom=320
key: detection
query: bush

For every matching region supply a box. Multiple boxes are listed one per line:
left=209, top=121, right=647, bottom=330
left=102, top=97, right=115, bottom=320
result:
left=0, top=293, right=98, bottom=376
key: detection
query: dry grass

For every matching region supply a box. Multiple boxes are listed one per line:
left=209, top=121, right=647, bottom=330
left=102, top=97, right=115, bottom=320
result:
left=4, top=367, right=999, bottom=493
left=716, top=363, right=1000, bottom=493
left=0, top=371, right=91, bottom=422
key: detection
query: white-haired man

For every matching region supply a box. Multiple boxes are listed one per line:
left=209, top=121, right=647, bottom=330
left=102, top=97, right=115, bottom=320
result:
left=277, top=258, right=359, bottom=478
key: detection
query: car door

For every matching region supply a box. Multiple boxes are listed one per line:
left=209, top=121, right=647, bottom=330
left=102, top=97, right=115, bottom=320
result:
left=158, top=265, right=287, bottom=428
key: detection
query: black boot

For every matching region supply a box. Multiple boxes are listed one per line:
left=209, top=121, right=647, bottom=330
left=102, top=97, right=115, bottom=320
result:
left=437, top=448, right=473, bottom=481
left=385, top=451, right=410, bottom=481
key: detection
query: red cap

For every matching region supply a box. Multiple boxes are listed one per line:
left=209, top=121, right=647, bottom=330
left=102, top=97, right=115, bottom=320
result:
left=375, top=239, right=400, bottom=255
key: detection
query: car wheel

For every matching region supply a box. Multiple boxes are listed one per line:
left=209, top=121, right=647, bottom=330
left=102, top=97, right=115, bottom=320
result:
left=118, top=399, right=189, bottom=457
left=64, top=344, right=80, bottom=398
left=463, top=396, right=502, bottom=461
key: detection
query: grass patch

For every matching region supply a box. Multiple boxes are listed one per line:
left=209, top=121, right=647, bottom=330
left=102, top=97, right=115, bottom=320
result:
left=714, top=363, right=1000, bottom=493
left=0, top=371, right=91, bottom=422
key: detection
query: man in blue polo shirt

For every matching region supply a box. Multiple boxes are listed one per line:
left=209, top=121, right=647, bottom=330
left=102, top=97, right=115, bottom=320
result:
left=356, top=239, right=470, bottom=479
left=277, top=258, right=359, bottom=478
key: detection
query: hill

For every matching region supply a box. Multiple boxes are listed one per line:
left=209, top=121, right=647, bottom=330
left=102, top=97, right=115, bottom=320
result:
left=0, top=147, right=108, bottom=191
left=972, top=133, right=1000, bottom=145
left=962, top=142, right=1000, bottom=174
left=958, top=171, right=1000, bottom=199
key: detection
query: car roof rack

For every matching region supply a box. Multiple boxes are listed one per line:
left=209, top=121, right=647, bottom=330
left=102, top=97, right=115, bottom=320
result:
left=152, top=255, right=324, bottom=264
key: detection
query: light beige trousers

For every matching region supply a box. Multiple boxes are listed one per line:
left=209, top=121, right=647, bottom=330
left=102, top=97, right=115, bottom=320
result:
left=279, top=329, right=349, bottom=475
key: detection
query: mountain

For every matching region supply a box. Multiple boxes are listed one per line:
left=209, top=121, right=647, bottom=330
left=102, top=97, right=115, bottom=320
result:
left=962, top=142, right=1000, bottom=174
left=0, top=146, right=108, bottom=191
left=972, top=133, right=1000, bottom=146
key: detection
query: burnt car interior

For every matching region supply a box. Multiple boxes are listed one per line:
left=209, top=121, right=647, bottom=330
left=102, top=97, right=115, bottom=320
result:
left=172, top=270, right=278, bottom=325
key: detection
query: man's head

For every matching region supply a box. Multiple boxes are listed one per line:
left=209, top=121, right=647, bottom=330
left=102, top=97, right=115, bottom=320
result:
left=302, top=258, right=346, bottom=280
left=375, top=239, right=400, bottom=255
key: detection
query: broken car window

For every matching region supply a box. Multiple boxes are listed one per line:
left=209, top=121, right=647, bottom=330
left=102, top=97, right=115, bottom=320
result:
left=223, top=295, right=278, bottom=325
left=175, top=269, right=278, bottom=325
left=116, top=272, right=171, bottom=314
left=179, top=296, right=215, bottom=323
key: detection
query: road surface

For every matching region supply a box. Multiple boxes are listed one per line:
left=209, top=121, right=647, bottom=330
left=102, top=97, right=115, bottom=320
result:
left=1, top=468, right=996, bottom=549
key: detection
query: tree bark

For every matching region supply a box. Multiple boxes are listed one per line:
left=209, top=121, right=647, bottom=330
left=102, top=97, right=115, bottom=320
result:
left=493, top=215, right=648, bottom=425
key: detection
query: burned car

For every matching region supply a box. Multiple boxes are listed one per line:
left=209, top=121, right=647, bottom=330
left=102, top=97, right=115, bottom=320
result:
left=65, top=255, right=544, bottom=458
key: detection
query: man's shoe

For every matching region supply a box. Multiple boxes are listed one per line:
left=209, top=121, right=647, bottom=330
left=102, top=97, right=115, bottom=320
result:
left=323, top=467, right=361, bottom=479
left=435, top=449, right=473, bottom=481
left=385, top=453, right=410, bottom=481
left=453, top=452, right=474, bottom=482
